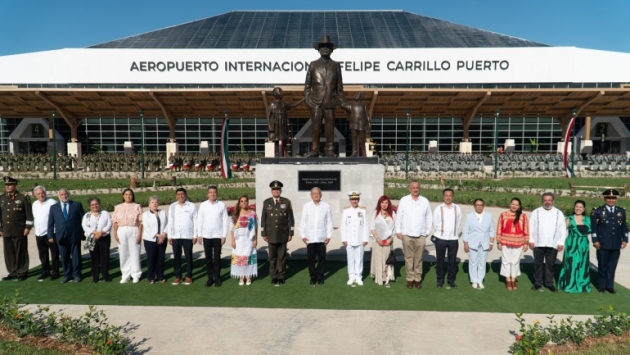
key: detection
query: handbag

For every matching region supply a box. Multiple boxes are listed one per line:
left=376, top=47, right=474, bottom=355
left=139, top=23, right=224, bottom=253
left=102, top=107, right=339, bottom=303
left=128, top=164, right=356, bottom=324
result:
left=386, top=250, right=397, bottom=265
left=84, top=234, right=96, bottom=251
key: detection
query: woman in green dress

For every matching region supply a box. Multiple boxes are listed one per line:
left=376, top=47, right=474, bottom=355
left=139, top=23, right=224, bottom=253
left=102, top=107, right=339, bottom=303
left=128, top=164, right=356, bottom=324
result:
left=558, top=200, right=592, bottom=293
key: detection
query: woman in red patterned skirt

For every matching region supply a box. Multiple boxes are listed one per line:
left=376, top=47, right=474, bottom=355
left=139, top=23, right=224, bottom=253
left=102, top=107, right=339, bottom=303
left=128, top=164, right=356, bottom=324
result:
left=496, top=198, right=529, bottom=290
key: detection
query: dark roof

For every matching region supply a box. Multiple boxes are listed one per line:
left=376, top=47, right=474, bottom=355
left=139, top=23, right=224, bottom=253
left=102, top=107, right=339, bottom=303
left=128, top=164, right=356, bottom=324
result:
left=90, top=10, right=547, bottom=49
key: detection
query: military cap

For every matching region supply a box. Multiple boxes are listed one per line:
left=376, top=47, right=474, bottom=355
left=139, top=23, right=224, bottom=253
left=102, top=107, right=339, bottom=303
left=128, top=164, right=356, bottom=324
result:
left=3, top=176, right=18, bottom=185
left=603, top=189, right=620, bottom=198
left=347, top=191, right=361, bottom=200
left=269, top=180, right=283, bottom=190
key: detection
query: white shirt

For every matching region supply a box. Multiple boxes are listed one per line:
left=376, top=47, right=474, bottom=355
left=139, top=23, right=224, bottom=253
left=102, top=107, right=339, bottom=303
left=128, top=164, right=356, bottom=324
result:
left=32, top=198, right=57, bottom=237
left=142, top=209, right=168, bottom=242
left=340, top=206, right=370, bottom=246
left=167, top=200, right=197, bottom=239
left=81, top=211, right=113, bottom=238
left=433, top=203, right=462, bottom=241
left=299, top=200, right=334, bottom=243
left=196, top=199, right=229, bottom=239
left=529, top=207, right=567, bottom=248
left=395, top=194, right=432, bottom=236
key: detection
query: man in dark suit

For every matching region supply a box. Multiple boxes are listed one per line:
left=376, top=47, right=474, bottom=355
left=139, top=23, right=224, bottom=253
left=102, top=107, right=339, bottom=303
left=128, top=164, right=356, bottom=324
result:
left=48, top=188, right=85, bottom=283
left=0, top=176, right=34, bottom=281
left=260, top=180, right=294, bottom=286
left=304, top=35, right=346, bottom=158
left=591, top=189, right=628, bottom=294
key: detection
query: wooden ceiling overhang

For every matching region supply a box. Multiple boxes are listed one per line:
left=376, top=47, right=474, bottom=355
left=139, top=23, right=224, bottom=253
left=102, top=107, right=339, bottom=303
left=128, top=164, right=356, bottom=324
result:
left=1, top=86, right=629, bottom=123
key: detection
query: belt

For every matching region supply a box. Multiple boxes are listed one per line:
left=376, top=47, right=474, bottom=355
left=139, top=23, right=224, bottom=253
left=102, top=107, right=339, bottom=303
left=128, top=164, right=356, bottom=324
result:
left=37, top=234, right=49, bottom=238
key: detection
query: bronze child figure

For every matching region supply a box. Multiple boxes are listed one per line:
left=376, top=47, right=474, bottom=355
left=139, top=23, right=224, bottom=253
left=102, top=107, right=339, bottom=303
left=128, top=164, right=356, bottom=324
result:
left=267, top=87, right=303, bottom=157
left=340, top=92, right=371, bottom=157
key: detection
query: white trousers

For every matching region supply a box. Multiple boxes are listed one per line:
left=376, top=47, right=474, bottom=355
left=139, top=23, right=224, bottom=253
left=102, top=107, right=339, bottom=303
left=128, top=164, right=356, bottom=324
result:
left=346, top=244, right=365, bottom=281
left=468, top=242, right=489, bottom=284
left=500, top=246, right=523, bottom=278
left=118, top=226, right=142, bottom=281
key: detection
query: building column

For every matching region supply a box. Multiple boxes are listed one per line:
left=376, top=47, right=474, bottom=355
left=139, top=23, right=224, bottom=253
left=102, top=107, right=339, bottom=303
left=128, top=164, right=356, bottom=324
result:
left=584, top=116, right=591, bottom=140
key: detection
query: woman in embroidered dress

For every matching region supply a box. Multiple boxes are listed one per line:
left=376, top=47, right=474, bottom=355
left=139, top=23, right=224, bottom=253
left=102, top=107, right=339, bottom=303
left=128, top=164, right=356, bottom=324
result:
left=81, top=197, right=112, bottom=283
left=370, top=195, right=396, bottom=287
left=557, top=200, right=592, bottom=293
left=230, top=195, right=258, bottom=285
left=496, top=197, right=529, bottom=290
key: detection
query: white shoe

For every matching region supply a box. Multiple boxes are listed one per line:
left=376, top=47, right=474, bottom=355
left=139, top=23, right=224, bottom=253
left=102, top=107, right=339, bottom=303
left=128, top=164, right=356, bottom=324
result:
left=120, top=278, right=129, bottom=284
left=347, top=279, right=354, bottom=286
left=239, top=280, right=245, bottom=286
left=132, top=278, right=140, bottom=284
left=472, top=283, right=478, bottom=289
left=356, top=279, right=364, bottom=286
left=478, top=283, right=485, bottom=289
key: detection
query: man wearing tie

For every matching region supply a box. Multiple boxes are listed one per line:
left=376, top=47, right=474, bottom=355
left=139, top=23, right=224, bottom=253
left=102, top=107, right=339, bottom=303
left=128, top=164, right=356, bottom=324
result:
left=260, top=180, right=294, bottom=286
left=48, top=188, right=85, bottom=283
left=591, top=189, right=628, bottom=294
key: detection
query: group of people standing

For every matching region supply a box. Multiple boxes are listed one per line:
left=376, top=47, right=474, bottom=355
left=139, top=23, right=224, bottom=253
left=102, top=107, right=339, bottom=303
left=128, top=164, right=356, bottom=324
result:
left=1, top=176, right=627, bottom=294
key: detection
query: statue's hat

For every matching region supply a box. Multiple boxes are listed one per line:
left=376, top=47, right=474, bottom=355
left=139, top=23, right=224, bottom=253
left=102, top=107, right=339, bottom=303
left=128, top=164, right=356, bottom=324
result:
left=314, top=35, right=338, bottom=50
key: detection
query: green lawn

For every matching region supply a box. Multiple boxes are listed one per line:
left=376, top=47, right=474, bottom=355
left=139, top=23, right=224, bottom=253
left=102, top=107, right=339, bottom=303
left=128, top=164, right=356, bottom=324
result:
left=2, top=258, right=627, bottom=315
left=0, top=341, right=67, bottom=355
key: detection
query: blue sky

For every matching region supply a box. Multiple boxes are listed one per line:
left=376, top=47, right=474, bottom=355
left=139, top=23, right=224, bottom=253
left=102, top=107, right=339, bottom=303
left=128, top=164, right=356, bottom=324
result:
left=1, top=0, right=628, bottom=56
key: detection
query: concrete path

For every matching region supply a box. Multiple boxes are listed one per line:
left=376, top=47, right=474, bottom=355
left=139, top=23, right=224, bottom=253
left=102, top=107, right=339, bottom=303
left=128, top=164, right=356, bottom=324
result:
left=2, top=200, right=627, bottom=354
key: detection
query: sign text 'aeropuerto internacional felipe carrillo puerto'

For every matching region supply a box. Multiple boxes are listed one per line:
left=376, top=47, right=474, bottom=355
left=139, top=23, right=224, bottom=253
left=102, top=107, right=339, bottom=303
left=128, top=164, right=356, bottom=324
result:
left=1, top=47, right=630, bottom=85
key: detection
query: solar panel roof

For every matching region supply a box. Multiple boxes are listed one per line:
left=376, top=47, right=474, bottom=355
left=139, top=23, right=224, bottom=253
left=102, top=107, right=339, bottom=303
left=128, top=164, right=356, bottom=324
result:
left=90, top=10, right=547, bottom=49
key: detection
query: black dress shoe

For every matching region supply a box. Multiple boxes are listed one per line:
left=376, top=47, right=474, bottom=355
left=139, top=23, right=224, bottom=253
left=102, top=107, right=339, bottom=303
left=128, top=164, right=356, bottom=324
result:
left=205, top=279, right=214, bottom=287
left=271, top=278, right=278, bottom=285
left=92, top=279, right=99, bottom=284
left=437, top=283, right=443, bottom=288
left=310, top=279, right=316, bottom=286
left=38, top=274, right=48, bottom=282
left=50, top=274, right=59, bottom=281
left=597, top=289, right=605, bottom=294
left=17, top=276, right=26, bottom=281
left=531, top=285, right=543, bottom=291
left=60, top=277, right=72, bottom=284
left=1, top=275, right=16, bottom=281
left=214, top=280, right=222, bottom=287
left=447, top=282, right=457, bottom=289
left=607, top=288, right=617, bottom=294
left=548, top=286, right=558, bottom=293
left=317, top=279, right=324, bottom=285
left=103, top=277, right=111, bottom=283
left=279, top=279, right=285, bottom=285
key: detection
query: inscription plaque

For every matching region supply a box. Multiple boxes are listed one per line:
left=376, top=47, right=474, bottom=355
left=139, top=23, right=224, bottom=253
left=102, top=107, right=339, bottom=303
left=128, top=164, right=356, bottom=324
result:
left=298, top=171, right=341, bottom=191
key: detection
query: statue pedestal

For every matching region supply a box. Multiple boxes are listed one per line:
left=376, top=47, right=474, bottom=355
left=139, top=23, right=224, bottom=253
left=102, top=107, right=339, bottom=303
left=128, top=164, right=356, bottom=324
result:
left=504, top=139, right=515, bottom=152
left=557, top=141, right=572, bottom=154
left=428, top=140, right=438, bottom=152
left=459, top=142, right=472, bottom=154
left=264, top=142, right=275, bottom=157
left=166, top=142, right=178, bottom=168
left=124, top=141, right=134, bottom=155
left=200, top=141, right=210, bottom=154
left=580, top=140, right=593, bottom=154
left=67, top=142, right=81, bottom=170
left=256, top=158, right=384, bottom=250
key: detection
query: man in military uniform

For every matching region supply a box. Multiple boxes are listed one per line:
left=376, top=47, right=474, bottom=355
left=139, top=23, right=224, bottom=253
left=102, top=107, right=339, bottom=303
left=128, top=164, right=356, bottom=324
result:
left=591, top=189, right=628, bottom=294
left=260, top=180, right=294, bottom=286
left=0, top=176, right=34, bottom=281
left=340, top=191, right=369, bottom=286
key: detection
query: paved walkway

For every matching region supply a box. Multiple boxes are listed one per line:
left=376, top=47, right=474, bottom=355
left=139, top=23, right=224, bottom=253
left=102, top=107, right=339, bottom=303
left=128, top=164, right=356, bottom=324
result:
left=2, top=201, right=628, bottom=354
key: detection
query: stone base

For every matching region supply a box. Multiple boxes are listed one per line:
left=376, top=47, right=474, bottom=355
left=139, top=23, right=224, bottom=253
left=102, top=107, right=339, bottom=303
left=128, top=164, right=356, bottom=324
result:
left=256, top=161, right=384, bottom=241
left=580, top=140, right=592, bottom=154
left=557, top=141, right=572, bottom=154
left=504, top=139, right=515, bottom=152
left=459, top=142, right=472, bottom=154
left=166, top=142, right=178, bottom=168
left=428, top=140, right=438, bottom=152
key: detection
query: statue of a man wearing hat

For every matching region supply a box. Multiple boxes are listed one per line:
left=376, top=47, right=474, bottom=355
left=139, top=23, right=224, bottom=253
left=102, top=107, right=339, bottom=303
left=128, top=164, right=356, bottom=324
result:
left=304, top=35, right=346, bottom=158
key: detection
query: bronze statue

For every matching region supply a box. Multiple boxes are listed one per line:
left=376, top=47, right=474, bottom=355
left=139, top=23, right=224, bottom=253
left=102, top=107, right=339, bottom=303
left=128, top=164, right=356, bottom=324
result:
left=267, top=87, right=303, bottom=157
left=304, top=35, right=346, bottom=157
left=340, top=91, right=371, bottom=157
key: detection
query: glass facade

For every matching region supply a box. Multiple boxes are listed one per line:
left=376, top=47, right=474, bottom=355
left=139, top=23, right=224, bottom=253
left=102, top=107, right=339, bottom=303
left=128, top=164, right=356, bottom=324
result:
left=8, top=115, right=630, bottom=155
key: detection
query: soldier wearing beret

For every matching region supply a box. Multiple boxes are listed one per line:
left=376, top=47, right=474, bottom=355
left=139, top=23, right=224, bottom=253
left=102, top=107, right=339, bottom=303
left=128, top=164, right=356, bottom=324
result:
left=0, top=176, right=34, bottom=281
left=590, top=189, right=628, bottom=294
left=260, top=180, right=294, bottom=285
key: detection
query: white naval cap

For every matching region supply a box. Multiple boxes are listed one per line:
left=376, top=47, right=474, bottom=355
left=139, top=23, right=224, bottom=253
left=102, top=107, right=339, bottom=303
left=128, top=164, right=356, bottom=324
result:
left=347, top=191, right=361, bottom=199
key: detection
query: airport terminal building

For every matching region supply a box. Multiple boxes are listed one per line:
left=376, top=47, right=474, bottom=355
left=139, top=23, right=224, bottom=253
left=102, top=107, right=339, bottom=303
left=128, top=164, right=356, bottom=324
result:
left=1, top=10, right=630, bottom=156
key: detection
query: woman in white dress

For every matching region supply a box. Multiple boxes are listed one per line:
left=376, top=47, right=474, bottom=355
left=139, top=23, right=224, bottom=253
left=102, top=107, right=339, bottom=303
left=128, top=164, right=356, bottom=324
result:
left=230, top=195, right=258, bottom=285
left=370, top=195, right=396, bottom=287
